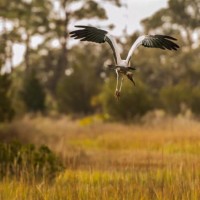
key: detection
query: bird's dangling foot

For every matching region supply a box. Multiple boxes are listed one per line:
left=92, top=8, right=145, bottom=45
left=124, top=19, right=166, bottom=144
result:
left=115, top=90, right=121, bottom=100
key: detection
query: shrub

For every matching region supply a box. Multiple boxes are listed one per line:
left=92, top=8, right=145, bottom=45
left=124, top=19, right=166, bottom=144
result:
left=0, top=141, right=63, bottom=181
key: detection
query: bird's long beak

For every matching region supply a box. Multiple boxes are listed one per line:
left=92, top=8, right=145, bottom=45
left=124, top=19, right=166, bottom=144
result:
left=126, top=73, right=135, bottom=85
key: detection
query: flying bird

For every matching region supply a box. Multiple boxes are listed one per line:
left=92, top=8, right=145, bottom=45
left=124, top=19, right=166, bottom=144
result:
left=69, top=25, right=179, bottom=99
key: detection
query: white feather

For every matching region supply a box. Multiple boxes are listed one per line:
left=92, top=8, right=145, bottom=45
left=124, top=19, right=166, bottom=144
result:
left=126, top=35, right=146, bottom=64
left=105, top=34, right=122, bottom=65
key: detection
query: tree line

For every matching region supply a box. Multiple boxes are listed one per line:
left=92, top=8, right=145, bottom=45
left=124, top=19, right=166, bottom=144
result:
left=0, top=0, right=200, bottom=122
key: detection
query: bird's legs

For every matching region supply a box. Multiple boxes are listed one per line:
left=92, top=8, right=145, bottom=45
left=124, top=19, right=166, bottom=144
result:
left=115, top=70, right=122, bottom=100
left=115, top=69, right=134, bottom=100
left=115, top=69, right=119, bottom=91
left=115, top=76, right=124, bottom=100
left=119, top=77, right=124, bottom=92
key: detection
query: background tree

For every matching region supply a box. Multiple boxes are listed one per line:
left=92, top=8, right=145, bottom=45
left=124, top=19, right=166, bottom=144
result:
left=141, top=0, right=200, bottom=47
left=42, top=0, right=121, bottom=97
left=20, top=71, right=46, bottom=113
left=98, top=0, right=200, bottom=119
left=0, top=0, right=122, bottom=115
left=56, top=43, right=110, bottom=114
left=0, top=74, right=14, bottom=122
left=13, top=0, right=52, bottom=71
left=132, top=0, right=200, bottom=117
left=21, top=0, right=122, bottom=113
left=0, top=0, right=53, bottom=114
left=0, top=39, right=14, bottom=121
left=1, top=0, right=200, bottom=119
left=0, top=2, right=16, bottom=121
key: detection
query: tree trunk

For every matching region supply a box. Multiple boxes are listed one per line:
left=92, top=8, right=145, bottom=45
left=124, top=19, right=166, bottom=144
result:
left=53, top=9, right=69, bottom=97
left=24, top=32, right=31, bottom=72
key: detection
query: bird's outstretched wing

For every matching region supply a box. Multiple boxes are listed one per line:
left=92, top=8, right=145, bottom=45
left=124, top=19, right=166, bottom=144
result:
left=69, top=25, right=121, bottom=64
left=126, top=35, right=180, bottom=64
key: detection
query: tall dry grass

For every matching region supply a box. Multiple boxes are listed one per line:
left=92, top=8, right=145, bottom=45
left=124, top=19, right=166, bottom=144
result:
left=0, top=115, right=200, bottom=199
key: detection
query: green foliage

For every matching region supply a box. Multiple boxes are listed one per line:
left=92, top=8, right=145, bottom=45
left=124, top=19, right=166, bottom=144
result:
left=168, top=0, right=200, bottom=29
left=0, top=74, right=14, bottom=122
left=0, top=26, right=14, bottom=122
left=21, top=72, right=46, bottom=113
left=1, top=0, right=199, bottom=118
left=160, top=82, right=200, bottom=115
left=0, top=141, right=63, bottom=180
left=188, top=87, right=200, bottom=115
left=56, top=75, right=94, bottom=114
left=56, top=45, right=105, bottom=114
left=159, top=82, right=190, bottom=114
left=132, top=1, right=200, bottom=117
left=141, top=0, right=200, bottom=46
left=101, top=77, right=154, bottom=121
left=72, top=1, right=107, bottom=19
left=10, top=0, right=52, bottom=37
left=44, top=0, right=117, bottom=97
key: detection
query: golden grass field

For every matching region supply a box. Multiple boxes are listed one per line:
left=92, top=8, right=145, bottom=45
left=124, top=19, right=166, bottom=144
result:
left=0, top=115, right=200, bottom=200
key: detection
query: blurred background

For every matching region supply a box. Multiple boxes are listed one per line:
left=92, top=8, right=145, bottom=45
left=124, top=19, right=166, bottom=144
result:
left=0, top=0, right=199, bottom=121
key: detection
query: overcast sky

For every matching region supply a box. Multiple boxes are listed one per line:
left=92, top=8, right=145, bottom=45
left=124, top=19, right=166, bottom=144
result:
left=11, top=0, right=168, bottom=67
left=72, top=0, right=168, bottom=36
left=105, top=0, right=168, bottom=35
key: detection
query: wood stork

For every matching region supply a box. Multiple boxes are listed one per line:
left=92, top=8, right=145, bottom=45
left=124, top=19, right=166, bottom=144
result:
left=69, top=25, right=179, bottom=99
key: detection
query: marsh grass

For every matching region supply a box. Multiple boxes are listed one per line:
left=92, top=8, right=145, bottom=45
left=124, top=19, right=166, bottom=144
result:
left=0, top=167, right=200, bottom=200
left=0, top=115, right=200, bottom=199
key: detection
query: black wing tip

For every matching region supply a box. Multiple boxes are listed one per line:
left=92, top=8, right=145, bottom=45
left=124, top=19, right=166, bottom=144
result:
left=73, top=25, right=107, bottom=32
left=69, top=25, right=88, bottom=35
left=69, top=25, right=107, bottom=43
left=74, top=25, right=91, bottom=28
left=70, top=25, right=107, bottom=34
left=152, top=34, right=180, bottom=50
left=155, top=34, right=178, bottom=41
left=164, top=35, right=178, bottom=41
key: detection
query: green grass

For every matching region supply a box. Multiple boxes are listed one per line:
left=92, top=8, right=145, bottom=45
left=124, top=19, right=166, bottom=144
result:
left=0, top=116, right=200, bottom=199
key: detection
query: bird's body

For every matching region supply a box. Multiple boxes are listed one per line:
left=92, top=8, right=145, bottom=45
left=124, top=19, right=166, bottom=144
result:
left=70, top=25, right=179, bottom=99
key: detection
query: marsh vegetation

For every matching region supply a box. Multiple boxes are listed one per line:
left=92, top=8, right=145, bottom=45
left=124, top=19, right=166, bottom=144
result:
left=0, top=116, right=200, bottom=199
